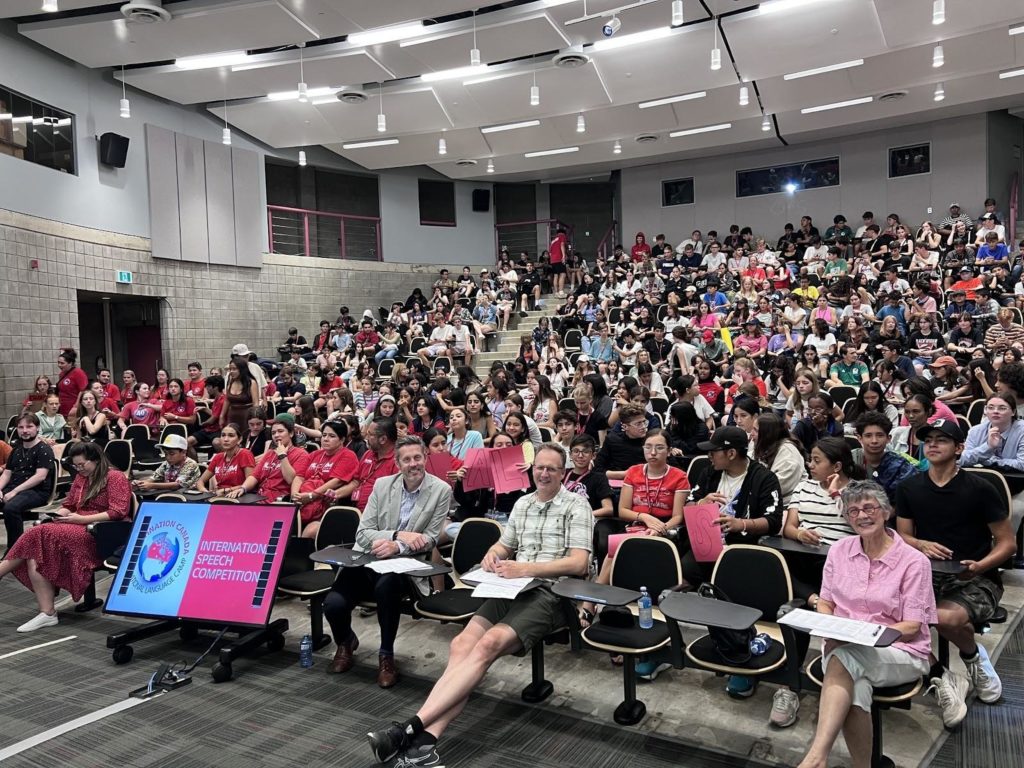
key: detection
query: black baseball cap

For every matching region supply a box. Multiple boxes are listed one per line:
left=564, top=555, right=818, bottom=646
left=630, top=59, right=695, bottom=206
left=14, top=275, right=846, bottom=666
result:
left=915, top=418, right=965, bottom=443
left=697, top=426, right=749, bottom=453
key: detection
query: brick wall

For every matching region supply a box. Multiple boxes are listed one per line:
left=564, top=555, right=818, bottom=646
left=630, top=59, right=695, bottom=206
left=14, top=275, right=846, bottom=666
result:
left=0, top=208, right=487, bottom=417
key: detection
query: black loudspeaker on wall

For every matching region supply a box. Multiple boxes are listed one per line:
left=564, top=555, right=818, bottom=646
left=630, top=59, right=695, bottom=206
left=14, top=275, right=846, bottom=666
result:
left=472, top=188, right=490, bottom=212
left=99, top=132, right=130, bottom=168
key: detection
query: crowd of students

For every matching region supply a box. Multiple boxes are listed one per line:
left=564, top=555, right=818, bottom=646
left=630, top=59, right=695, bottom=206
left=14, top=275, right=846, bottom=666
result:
left=0, top=198, right=1020, bottom=767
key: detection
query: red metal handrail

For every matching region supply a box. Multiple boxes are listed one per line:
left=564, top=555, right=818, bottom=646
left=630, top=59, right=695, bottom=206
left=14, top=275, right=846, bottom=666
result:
left=267, top=204, right=382, bottom=261
left=494, top=218, right=573, bottom=261
left=595, top=220, right=617, bottom=261
left=1010, top=171, right=1019, bottom=250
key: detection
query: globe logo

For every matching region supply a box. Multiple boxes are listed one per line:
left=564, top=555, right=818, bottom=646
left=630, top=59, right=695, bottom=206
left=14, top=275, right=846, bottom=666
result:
left=137, top=531, right=181, bottom=583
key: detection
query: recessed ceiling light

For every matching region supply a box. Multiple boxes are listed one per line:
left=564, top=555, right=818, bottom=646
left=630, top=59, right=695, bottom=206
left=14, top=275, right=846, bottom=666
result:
left=800, top=96, right=873, bottom=114
left=784, top=59, right=863, bottom=80
left=592, top=27, right=673, bottom=52
left=175, top=51, right=249, bottom=70
left=998, top=67, right=1024, bottom=79
left=298, top=150, right=307, bottom=166
left=348, top=22, right=428, bottom=47
left=638, top=91, right=706, bottom=109
left=524, top=146, right=579, bottom=158
left=480, top=119, right=540, bottom=134
left=342, top=138, right=399, bottom=149
left=421, top=65, right=488, bottom=83
left=669, top=122, right=731, bottom=137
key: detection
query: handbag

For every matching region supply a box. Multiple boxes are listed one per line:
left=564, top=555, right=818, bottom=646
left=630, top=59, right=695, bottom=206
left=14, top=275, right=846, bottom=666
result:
left=697, top=582, right=755, bottom=664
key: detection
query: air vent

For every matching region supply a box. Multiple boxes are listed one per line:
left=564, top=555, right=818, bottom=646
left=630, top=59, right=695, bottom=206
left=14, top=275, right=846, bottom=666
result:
left=455, top=159, right=479, bottom=167
left=552, top=47, right=591, bottom=69
left=336, top=90, right=369, bottom=104
left=635, top=134, right=659, bottom=144
left=878, top=91, right=908, bottom=103
left=120, top=0, right=171, bottom=23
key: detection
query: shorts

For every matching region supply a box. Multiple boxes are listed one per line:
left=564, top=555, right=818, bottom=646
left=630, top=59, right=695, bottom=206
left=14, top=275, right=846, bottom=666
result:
left=475, top=585, right=568, bottom=652
left=424, top=344, right=447, bottom=356
left=453, top=345, right=470, bottom=355
left=932, top=573, right=1003, bottom=625
left=192, top=430, right=217, bottom=448
left=824, top=644, right=929, bottom=712
left=549, top=262, right=566, bottom=275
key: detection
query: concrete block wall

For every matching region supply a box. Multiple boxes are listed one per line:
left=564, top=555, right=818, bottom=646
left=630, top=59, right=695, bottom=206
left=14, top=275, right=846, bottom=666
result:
left=0, top=208, right=487, bottom=417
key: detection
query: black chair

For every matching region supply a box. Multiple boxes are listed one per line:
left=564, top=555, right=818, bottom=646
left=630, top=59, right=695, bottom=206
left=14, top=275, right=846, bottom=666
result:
left=563, top=329, right=583, bottom=350
left=956, top=415, right=972, bottom=438
left=124, top=424, right=161, bottom=469
left=104, top=439, right=134, bottom=476
left=5, top=414, right=17, bottom=442
left=558, top=397, right=576, bottom=412
left=804, top=655, right=921, bottom=768
left=648, top=397, right=669, bottom=417
left=686, top=455, right=710, bottom=481
left=433, top=357, right=453, bottom=374
left=827, top=385, right=857, bottom=409
left=576, top=537, right=685, bottom=725
left=80, top=493, right=139, bottom=613
left=376, top=359, right=395, bottom=381
left=410, top=337, right=428, bottom=354
left=160, top=424, right=188, bottom=442
left=966, top=398, right=987, bottom=426
left=844, top=434, right=862, bottom=452
left=679, top=545, right=803, bottom=698
left=415, top=519, right=503, bottom=623
left=154, top=493, right=187, bottom=503
left=276, top=507, right=356, bottom=650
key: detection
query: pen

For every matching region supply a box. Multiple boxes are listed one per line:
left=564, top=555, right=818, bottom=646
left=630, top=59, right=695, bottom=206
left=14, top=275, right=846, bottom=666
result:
left=871, top=625, right=882, bottom=637
left=572, top=595, right=608, bottom=603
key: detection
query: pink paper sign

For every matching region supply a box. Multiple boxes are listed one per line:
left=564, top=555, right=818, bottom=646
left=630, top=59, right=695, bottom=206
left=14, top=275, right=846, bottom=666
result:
left=683, top=504, right=724, bottom=563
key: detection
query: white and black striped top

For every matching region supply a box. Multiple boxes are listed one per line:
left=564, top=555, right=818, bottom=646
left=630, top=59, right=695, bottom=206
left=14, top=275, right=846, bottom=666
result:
left=787, top=479, right=854, bottom=545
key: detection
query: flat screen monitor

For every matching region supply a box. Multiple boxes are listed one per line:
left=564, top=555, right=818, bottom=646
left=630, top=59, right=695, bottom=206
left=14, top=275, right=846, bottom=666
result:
left=104, top=502, right=295, bottom=627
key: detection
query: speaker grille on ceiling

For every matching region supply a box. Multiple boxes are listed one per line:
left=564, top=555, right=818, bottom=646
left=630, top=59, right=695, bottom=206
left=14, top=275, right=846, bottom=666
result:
left=635, top=134, right=659, bottom=144
left=120, top=0, right=172, bottom=23
left=336, top=90, right=369, bottom=104
left=878, top=91, right=908, bottom=103
left=552, top=49, right=591, bottom=69
left=455, top=159, right=479, bottom=167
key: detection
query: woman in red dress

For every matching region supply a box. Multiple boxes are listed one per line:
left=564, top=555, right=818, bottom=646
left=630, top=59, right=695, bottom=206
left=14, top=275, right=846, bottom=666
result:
left=0, top=442, right=132, bottom=632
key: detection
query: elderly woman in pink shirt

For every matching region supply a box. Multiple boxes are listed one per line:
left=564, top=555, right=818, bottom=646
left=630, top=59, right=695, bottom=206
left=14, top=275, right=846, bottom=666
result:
left=798, top=480, right=936, bottom=768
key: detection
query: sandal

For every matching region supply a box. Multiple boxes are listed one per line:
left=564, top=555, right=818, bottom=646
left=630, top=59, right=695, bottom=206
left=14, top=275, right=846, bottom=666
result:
left=578, top=608, right=594, bottom=629
left=610, top=654, right=624, bottom=667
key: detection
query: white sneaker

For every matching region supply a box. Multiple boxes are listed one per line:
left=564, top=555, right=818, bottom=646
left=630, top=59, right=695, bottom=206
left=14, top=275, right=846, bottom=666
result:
left=965, top=645, right=1002, bottom=704
left=927, top=671, right=969, bottom=729
left=769, top=688, right=799, bottom=727
left=17, top=611, right=59, bottom=633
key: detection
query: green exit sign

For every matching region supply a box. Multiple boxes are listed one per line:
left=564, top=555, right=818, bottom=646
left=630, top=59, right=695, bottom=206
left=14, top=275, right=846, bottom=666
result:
left=115, top=270, right=133, bottom=284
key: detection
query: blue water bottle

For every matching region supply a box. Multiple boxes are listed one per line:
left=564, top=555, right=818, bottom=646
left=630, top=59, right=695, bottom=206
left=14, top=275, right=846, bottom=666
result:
left=299, top=634, right=314, bottom=668
left=749, top=632, right=771, bottom=657
left=638, top=586, right=654, bottom=629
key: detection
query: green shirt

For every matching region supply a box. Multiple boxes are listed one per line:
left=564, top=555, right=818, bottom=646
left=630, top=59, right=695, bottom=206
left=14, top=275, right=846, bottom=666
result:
left=829, top=360, right=868, bottom=385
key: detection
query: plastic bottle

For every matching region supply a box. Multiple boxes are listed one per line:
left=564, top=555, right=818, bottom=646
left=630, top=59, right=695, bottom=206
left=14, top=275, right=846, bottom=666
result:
left=638, top=586, right=654, bottom=629
left=720, top=500, right=736, bottom=543
left=749, top=632, right=771, bottom=657
left=299, top=634, right=314, bottom=668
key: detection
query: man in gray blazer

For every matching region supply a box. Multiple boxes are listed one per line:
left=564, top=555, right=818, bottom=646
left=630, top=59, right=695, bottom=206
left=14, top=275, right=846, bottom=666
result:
left=325, top=435, right=451, bottom=688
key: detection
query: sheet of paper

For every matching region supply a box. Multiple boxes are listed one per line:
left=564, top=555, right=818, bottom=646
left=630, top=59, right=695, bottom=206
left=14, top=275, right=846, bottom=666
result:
left=426, top=452, right=452, bottom=482
left=461, top=448, right=492, bottom=492
left=683, top=504, right=724, bottom=562
left=461, top=567, right=534, bottom=593
left=364, top=558, right=430, bottom=574
left=778, top=608, right=886, bottom=646
left=471, top=582, right=530, bottom=599
left=608, top=478, right=624, bottom=489
left=490, top=444, right=529, bottom=494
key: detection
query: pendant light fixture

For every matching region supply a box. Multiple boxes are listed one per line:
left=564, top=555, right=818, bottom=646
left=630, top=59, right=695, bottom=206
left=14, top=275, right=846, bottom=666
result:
left=933, top=82, right=945, bottom=101
left=298, top=150, right=307, bottom=166
left=438, top=137, right=447, bottom=155
left=42, top=0, right=58, bottom=12
left=377, top=83, right=386, bottom=132
left=671, top=0, right=683, bottom=26
left=530, top=63, right=540, bottom=107
left=470, top=10, right=481, bottom=66
left=932, top=44, right=944, bottom=68
left=739, top=85, right=749, bottom=106
left=487, top=159, right=495, bottom=173
left=613, top=139, right=622, bottom=154
left=710, top=19, right=721, bottom=70
left=297, top=44, right=308, bottom=103
left=932, top=0, right=945, bottom=25
left=222, top=100, right=231, bottom=145
left=576, top=113, right=586, bottom=133
left=119, top=65, right=131, bottom=119
left=762, top=113, right=771, bottom=132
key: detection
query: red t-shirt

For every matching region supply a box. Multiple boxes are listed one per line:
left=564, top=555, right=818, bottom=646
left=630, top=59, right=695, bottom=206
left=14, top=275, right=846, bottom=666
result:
left=99, top=397, right=120, bottom=415
left=631, top=243, right=651, bottom=262
left=186, top=378, right=206, bottom=398
left=252, top=446, right=311, bottom=503
left=550, top=233, right=567, bottom=264
left=318, top=379, right=336, bottom=397
left=623, top=464, right=690, bottom=520
left=201, top=393, right=226, bottom=433
left=299, top=447, right=358, bottom=494
left=151, top=385, right=168, bottom=402
left=56, top=367, right=89, bottom=416
left=103, top=383, right=121, bottom=403
left=121, top=385, right=137, bottom=404
left=725, top=377, right=767, bottom=406
left=162, top=398, right=196, bottom=422
left=120, top=401, right=161, bottom=436
left=207, top=448, right=256, bottom=489
left=352, top=449, right=398, bottom=511
left=697, top=381, right=723, bottom=407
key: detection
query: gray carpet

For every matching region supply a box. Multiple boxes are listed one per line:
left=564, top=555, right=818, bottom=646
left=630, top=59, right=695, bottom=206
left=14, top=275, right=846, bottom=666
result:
left=0, top=580, right=769, bottom=768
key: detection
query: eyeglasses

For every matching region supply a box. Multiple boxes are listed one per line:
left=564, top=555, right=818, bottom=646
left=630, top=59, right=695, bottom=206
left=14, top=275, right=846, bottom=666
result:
left=643, top=444, right=668, bottom=453
left=625, top=421, right=648, bottom=430
left=984, top=404, right=1011, bottom=412
left=71, top=462, right=90, bottom=471
left=533, top=465, right=564, bottom=474
left=844, top=504, right=883, bottom=519
left=569, top=449, right=593, bottom=457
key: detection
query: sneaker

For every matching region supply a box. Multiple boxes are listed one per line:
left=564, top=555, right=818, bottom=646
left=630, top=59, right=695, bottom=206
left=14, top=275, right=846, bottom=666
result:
left=396, top=743, right=445, bottom=767
left=635, top=660, right=672, bottom=681
left=726, top=675, right=757, bottom=699
left=927, top=671, right=969, bottom=729
left=519, top=311, right=528, bottom=318
left=17, top=611, right=58, bottom=633
left=366, top=722, right=411, bottom=764
left=965, top=645, right=1002, bottom=704
left=769, top=688, right=799, bottom=727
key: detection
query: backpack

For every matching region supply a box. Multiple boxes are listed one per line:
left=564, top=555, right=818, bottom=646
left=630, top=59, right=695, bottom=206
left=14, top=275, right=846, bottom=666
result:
left=697, top=582, right=755, bottom=664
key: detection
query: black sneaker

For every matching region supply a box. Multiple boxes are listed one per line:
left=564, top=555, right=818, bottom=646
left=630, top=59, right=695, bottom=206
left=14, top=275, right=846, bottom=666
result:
left=519, top=311, right=527, bottom=318
left=397, top=743, right=444, bottom=767
left=366, top=722, right=410, bottom=763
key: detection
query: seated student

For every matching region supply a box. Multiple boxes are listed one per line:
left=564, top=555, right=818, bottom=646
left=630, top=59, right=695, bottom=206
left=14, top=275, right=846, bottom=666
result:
left=418, top=312, right=454, bottom=364
left=188, top=375, right=226, bottom=452
left=751, top=413, right=808, bottom=507
left=0, top=414, right=56, bottom=549
left=666, top=401, right=710, bottom=459
left=229, top=414, right=310, bottom=502
left=0, top=442, right=130, bottom=632
left=592, top=404, right=648, bottom=488
left=551, top=409, right=577, bottom=456
left=241, top=408, right=270, bottom=458
left=850, top=412, right=918, bottom=502
left=888, top=393, right=936, bottom=469
left=896, top=419, right=1015, bottom=729
left=325, top=435, right=451, bottom=689
left=336, top=417, right=399, bottom=513
left=160, top=378, right=197, bottom=433
left=571, top=384, right=610, bottom=441
left=132, top=434, right=201, bottom=494
left=791, top=392, right=843, bottom=453
left=196, top=423, right=255, bottom=496
left=271, top=366, right=306, bottom=406
left=293, top=420, right=359, bottom=539
left=117, top=382, right=162, bottom=437
left=960, top=392, right=1024, bottom=473
left=826, top=346, right=869, bottom=390
left=797, top=481, right=936, bottom=768
left=365, top=443, right=592, bottom=767
left=444, top=407, right=484, bottom=460
left=74, top=389, right=109, bottom=447
left=290, top=395, right=322, bottom=447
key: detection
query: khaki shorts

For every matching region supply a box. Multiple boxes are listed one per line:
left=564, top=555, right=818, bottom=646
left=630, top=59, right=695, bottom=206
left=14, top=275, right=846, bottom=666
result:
left=475, top=586, right=567, bottom=652
left=932, top=573, right=1003, bottom=625
left=825, top=645, right=930, bottom=712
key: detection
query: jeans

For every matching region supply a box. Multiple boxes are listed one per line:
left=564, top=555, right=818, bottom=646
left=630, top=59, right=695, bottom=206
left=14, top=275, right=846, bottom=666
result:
left=1, top=487, right=51, bottom=549
left=323, top=567, right=405, bottom=655
left=374, top=348, right=398, bottom=363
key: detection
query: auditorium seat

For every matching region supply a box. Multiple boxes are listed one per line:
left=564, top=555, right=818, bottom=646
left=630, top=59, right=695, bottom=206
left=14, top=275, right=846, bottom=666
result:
left=414, top=518, right=502, bottom=623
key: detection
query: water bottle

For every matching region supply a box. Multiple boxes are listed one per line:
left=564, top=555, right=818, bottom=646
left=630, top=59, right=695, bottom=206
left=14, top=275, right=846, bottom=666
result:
left=638, top=587, right=654, bottom=629
left=720, top=500, right=736, bottom=543
left=299, top=634, right=314, bottom=668
left=749, top=632, right=771, bottom=657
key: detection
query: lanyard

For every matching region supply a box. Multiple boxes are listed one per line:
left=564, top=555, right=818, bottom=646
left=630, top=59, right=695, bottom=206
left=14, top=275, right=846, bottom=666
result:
left=643, top=465, right=669, bottom=515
